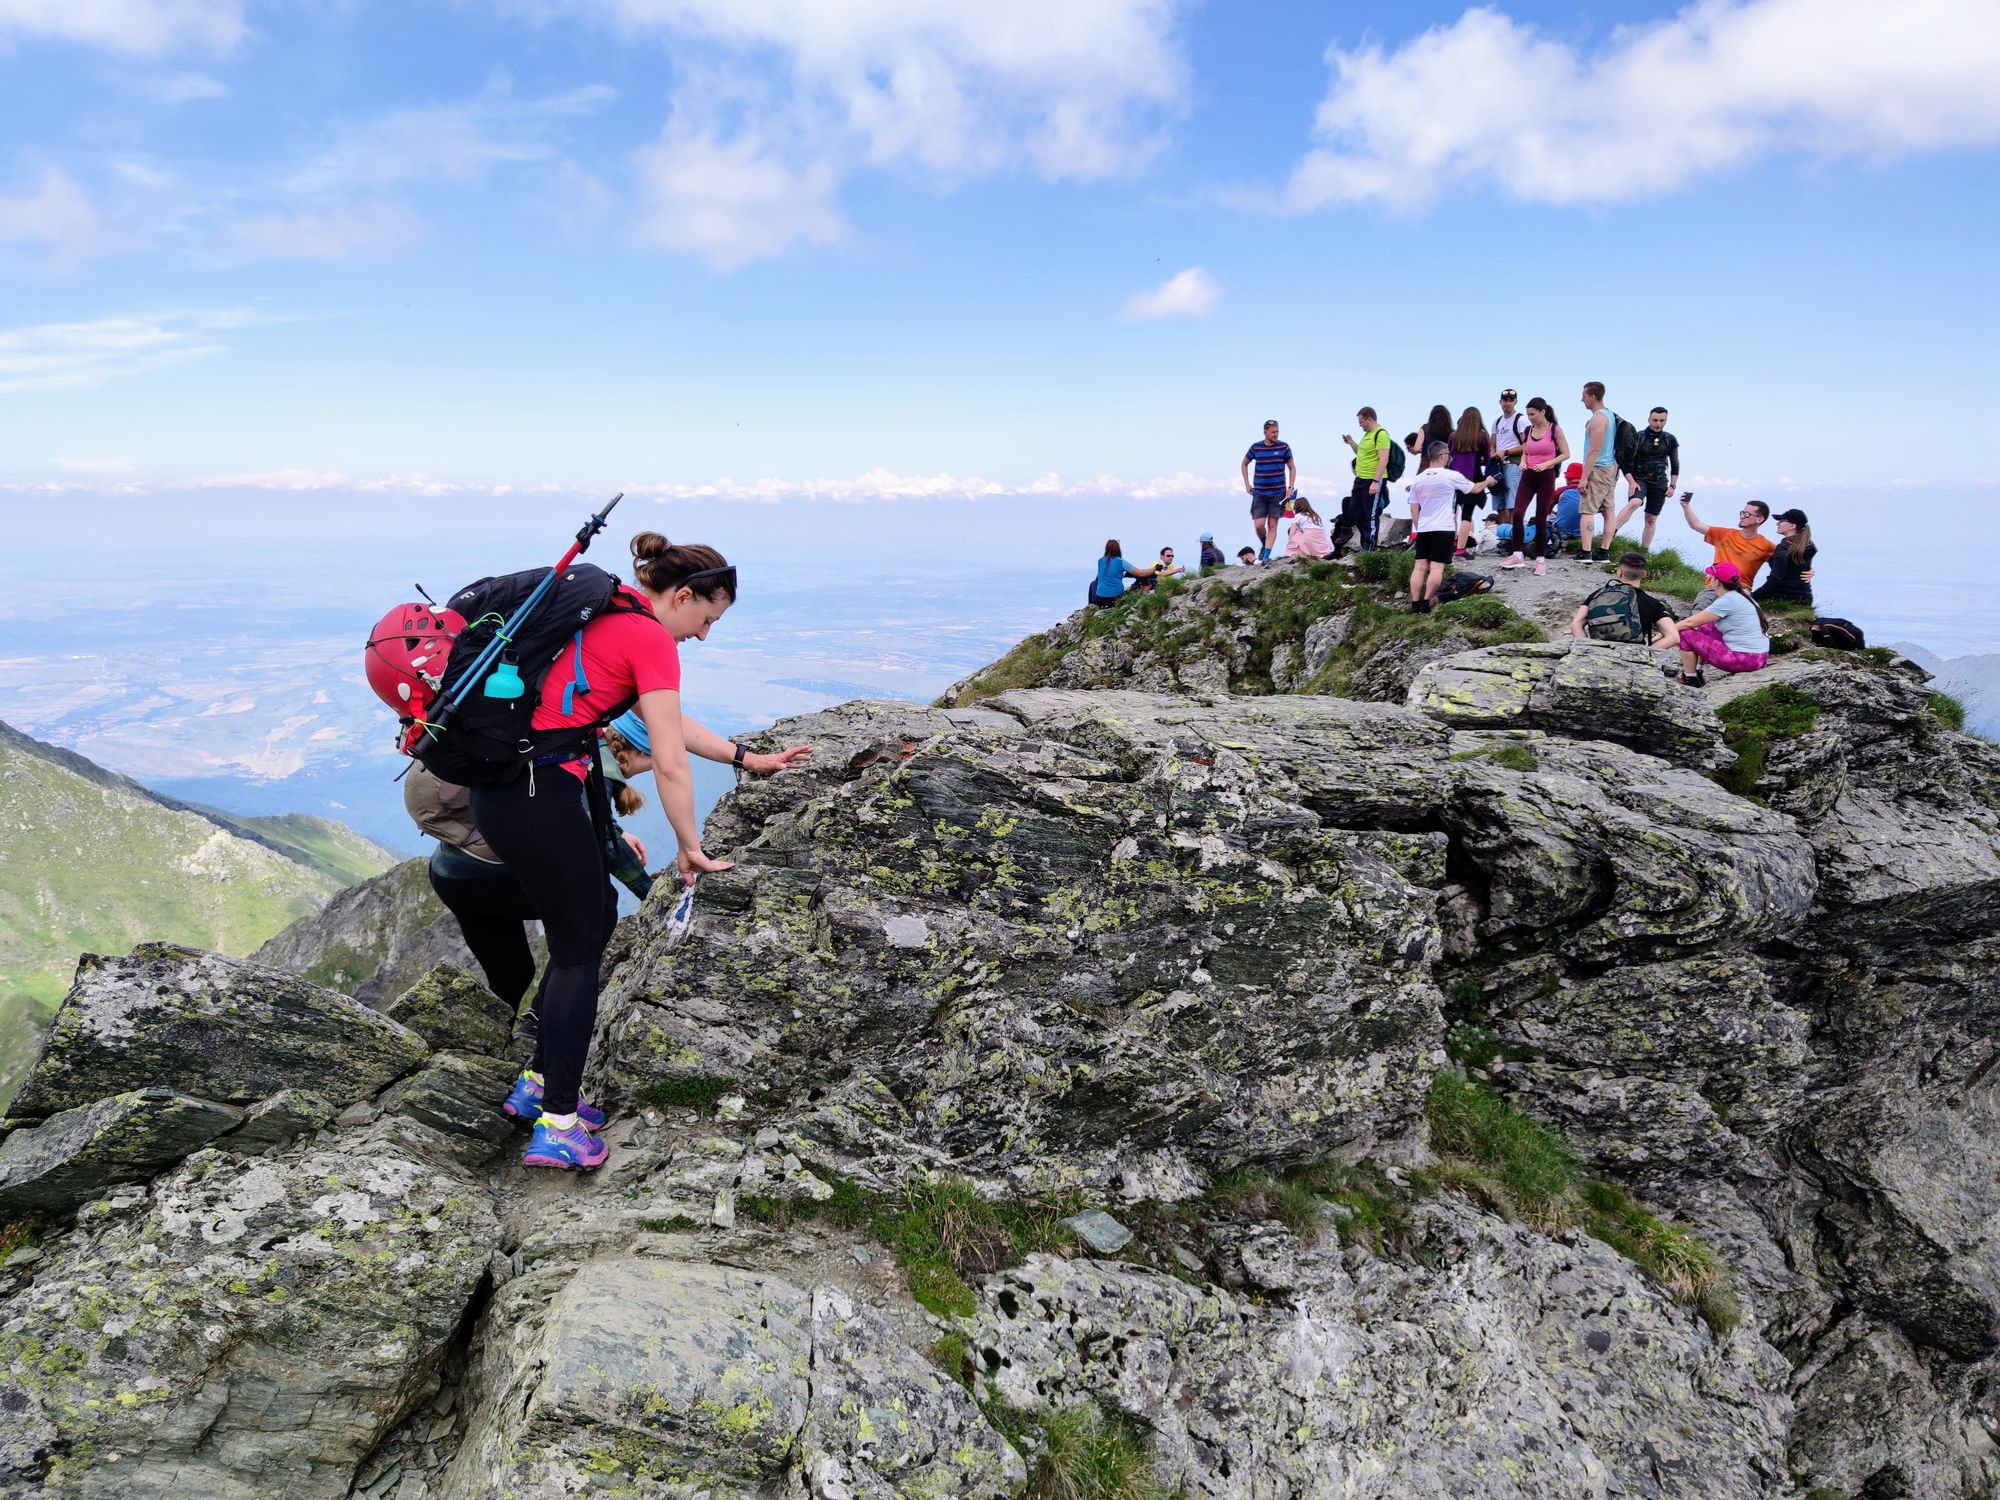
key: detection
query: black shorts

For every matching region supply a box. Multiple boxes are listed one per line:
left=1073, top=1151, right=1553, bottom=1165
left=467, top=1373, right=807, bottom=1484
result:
left=1250, top=493, right=1287, bottom=520
left=1413, top=531, right=1454, bottom=563
left=1456, top=492, right=1482, bottom=522
left=1635, top=472, right=1673, bottom=515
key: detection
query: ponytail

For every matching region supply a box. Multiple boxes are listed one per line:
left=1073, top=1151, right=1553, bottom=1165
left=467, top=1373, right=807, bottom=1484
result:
left=630, top=532, right=734, bottom=601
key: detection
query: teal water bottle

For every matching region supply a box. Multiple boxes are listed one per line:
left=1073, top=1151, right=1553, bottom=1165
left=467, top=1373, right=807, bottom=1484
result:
left=484, top=659, right=525, bottom=699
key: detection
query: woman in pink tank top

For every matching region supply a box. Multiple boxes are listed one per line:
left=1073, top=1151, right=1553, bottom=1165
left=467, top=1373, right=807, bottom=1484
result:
left=1501, top=397, right=1572, bottom=574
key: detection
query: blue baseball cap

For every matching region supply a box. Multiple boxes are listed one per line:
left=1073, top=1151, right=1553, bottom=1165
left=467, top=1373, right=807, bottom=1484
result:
left=609, top=709, right=650, bottom=755
left=1199, top=532, right=1214, bottom=542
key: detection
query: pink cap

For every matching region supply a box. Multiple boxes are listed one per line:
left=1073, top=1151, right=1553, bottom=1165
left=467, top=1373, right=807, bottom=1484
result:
left=1706, top=560, right=1742, bottom=583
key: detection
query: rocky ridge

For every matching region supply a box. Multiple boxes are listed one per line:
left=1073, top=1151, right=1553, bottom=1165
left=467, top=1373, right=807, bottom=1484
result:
left=2, top=557, right=1997, bottom=1499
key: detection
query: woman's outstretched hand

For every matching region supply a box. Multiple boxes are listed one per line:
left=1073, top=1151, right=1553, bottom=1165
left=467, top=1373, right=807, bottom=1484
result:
left=677, top=844, right=735, bottom=886
left=747, top=744, right=815, bottom=775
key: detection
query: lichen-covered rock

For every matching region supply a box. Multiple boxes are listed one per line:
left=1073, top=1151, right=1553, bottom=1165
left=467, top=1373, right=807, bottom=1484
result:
left=1441, top=733, right=1814, bottom=961
left=379, top=963, right=517, bottom=1059
left=442, top=1259, right=1019, bottom=1500
left=379, top=1050, right=520, bottom=1166
left=224, top=1086, right=337, bottom=1155
left=0, top=1123, right=495, bottom=1498
left=971, top=1197, right=1792, bottom=1499
left=0, top=1088, right=241, bottom=1216
left=596, top=691, right=1452, bottom=1189
left=1408, top=639, right=1725, bottom=767
left=9, top=944, right=428, bottom=1121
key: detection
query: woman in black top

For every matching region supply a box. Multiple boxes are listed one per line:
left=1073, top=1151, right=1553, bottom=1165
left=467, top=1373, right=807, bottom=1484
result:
left=1755, top=508, right=1817, bottom=603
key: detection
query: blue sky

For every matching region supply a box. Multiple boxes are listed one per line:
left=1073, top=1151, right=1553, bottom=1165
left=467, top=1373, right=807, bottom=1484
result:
left=2, top=0, right=1999, bottom=501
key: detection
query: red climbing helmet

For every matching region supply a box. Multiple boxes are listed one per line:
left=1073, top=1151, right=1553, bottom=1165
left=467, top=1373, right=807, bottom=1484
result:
left=364, top=601, right=464, bottom=717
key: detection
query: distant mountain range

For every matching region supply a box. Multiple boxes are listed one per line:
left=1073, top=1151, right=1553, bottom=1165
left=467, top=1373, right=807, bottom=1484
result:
left=0, top=720, right=396, bottom=1109
left=1888, top=644, right=2000, bottom=738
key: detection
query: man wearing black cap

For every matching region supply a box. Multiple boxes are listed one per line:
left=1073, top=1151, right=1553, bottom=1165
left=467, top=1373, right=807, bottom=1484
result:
left=1755, top=509, right=1817, bottom=604
left=1490, top=390, right=1528, bottom=524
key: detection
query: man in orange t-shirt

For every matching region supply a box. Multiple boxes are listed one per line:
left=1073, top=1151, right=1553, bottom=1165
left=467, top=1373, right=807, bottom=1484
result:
left=1679, top=495, right=1775, bottom=604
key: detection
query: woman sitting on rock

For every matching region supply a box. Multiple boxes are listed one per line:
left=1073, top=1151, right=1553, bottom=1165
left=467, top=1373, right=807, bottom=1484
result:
left=1284, top=498, right=1334, bottom=558
left=1672, top=560, right=1770, bottom=688
left=1754, top=508, right=1817, bottom=606
left=1091, top=539, right=1154, bottom=606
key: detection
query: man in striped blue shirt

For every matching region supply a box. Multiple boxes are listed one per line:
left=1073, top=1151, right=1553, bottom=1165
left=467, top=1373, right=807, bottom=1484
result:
left=1240, top=419, right=1296, bottom=562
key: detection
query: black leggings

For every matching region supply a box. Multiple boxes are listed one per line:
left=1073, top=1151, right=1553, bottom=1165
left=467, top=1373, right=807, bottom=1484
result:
left=467, top=772, right=617, bottom=1116
left=429, top=854, right=540, bottom=1014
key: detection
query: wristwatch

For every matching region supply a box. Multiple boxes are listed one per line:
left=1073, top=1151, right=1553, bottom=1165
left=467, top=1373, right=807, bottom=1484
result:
left=731, top=742, right=747, bottom=769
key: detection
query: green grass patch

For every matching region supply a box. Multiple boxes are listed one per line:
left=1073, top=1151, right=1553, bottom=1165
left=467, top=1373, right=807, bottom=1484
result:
left=742, top=1172, right=1080, bottom=1320
left=943, top=631, right=1072, bottom=706
left=640, top=1075, right=736, bottom=1111
left=1759, top=597, right=1817, bottom=618
left=1929, top=691, right=1967, bottom=732
left=1449, top=744, right=1538, bottom=771
left=1354, top=549, right=1417, bottom=592
left=1203, top=1159, right=1422, bottom=1256
left=1425, top=1072, right=1738, bottom=1331
left=639, top=1213, right=702, bottom=1232
left=1026, top=1401, right=1176, bottom=1500
left=929, top=1331, right=973, bottom=1390
left=1714, top=682, right=1821, bottom=797
left=1304, top=592, right=1544, bottom=697
left=1605, top=545, right=1707, bottom=599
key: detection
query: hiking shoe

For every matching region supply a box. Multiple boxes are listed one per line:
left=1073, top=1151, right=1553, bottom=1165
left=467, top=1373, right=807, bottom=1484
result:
left=523, top=1115, right=610, bottom=1170
left=1678, top=672, right=1707, bottom=690
left=502, top=1072, right=606, bottom=1131
left=1533, top=559, right=1546, bottom=576
left=1591, top=548, right=1610, bottom=563
left=1499, top=552, right=1526, bottom=569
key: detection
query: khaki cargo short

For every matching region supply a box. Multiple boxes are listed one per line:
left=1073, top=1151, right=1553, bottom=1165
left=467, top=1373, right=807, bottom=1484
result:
left=1581, top=466, right=1617, bottom=516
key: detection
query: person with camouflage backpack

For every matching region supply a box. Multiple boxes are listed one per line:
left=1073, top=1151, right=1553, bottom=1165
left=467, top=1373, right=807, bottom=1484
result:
left=1570, top=553, right=1680, bottom=648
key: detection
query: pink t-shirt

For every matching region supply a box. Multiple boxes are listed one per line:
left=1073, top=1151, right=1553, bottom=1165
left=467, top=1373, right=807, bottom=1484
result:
left=1521, top=422, right=1562, bottom=471
left=532, top=585, right=679, bottom=778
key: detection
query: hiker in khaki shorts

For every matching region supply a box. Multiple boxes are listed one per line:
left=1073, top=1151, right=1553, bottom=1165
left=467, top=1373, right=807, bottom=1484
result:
left=1577, top=381, right=1619, bottom=563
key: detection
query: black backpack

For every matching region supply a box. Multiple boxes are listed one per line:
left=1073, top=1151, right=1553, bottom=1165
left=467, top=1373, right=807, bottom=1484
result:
left=1809, top=617, right=1866, bottom=651
left=1436, top=571, right=1495, bottom=603
left=413, top=563, right=655, bottom=787
left=1611, top=412, right=1641, bottom=470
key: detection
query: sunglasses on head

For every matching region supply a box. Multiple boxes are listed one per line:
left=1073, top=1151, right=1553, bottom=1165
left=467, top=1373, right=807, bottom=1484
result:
left=672, top=564, right=737, bottom=596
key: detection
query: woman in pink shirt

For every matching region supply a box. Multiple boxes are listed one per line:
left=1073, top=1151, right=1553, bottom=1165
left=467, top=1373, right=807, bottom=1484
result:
left=472, top=531, right=811, bottom=1171
left=1500, top=397, right=1572, bottom=576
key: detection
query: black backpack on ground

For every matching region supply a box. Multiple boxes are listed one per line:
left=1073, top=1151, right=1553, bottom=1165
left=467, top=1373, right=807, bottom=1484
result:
left=1436, top=571, right=1495, bottom=603
left=1809, top=617, right=1867, bottom=650
left=413, top=563, right=654, bottom=787
left=1612, top=412, right=1641, bottom=470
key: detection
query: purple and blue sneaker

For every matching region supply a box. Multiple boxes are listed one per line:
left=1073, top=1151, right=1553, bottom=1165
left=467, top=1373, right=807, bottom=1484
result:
left=522, top=1115, right=610, bottom=1170
left=502, top=1071, right=606, bottom=1130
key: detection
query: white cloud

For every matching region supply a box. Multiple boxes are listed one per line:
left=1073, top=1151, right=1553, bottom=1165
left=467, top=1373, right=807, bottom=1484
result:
left=220, top=202, right=424, bottom=261
left=0, top=167, right=104, bottom=264
left=548, top=0, right=1187, bottom=264
left=1286, top=0, right=2000, bottom=212
left=289, top=83, right=617, bottom=194
left=1124, top=266, right=1218, bottom=320
left=0, top=0, right=245, bottom=55
left=0, top=306, right=307, bottom=393
left=633, top=125, right=847, bottom=268
left=149, top=72, right=229, bottom=103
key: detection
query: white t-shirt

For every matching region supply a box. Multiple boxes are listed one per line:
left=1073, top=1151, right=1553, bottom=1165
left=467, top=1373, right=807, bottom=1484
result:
left=1491, top=410, right=1529, bottom=462
left=1706, top=588, right=1770, bottom=654
left=1406, top=466, right=1474, bottom=533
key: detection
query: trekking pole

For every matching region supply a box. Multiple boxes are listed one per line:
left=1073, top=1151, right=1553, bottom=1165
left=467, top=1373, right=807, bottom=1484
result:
left=417, top=493, right=624, bottom=744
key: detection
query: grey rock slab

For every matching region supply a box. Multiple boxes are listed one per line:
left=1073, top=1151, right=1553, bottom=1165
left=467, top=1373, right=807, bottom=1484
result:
left=225, top=1086, right=338, bottom=1155
left=1063, top=1209, right=1132, bottom=1254
left=0, top=1087, right=242, bottom=1217
left=440, top=1259, right=1018, bottom=1500
left=10, top=943, right=429, bottom=1121
left=972, top=1196, right=1792, bottom=1499
left=379, top=963, right=517, bottom=1060
left=0, top=1123, right=495, bottom=1499
left=1408, top=639, right=1725, bottom=768
left=380, top=1051, right=517, bottom=1150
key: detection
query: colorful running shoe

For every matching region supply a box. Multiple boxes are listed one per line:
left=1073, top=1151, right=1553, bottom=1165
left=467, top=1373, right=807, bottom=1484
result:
left=522, top=1115, right=610, bottom=1170
left=502, top=1071, right=606, bottom=1130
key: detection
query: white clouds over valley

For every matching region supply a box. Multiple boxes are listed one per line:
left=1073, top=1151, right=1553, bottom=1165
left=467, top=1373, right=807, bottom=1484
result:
left=1286, top=0, right=2000, bottom=211
left=1124, top=267, right=1219, bottom=320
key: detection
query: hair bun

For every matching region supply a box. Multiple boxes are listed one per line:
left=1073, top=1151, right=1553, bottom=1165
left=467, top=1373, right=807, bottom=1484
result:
left=630, top=531, right=671, bottom=562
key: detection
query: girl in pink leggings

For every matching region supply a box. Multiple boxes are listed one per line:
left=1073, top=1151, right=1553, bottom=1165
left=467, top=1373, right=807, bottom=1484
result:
left=1673, top=561, right=1770, bottom=688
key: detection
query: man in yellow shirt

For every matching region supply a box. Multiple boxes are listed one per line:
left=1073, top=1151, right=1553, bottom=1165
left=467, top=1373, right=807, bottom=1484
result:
left=1342, top=406, right=1391, bottom=554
